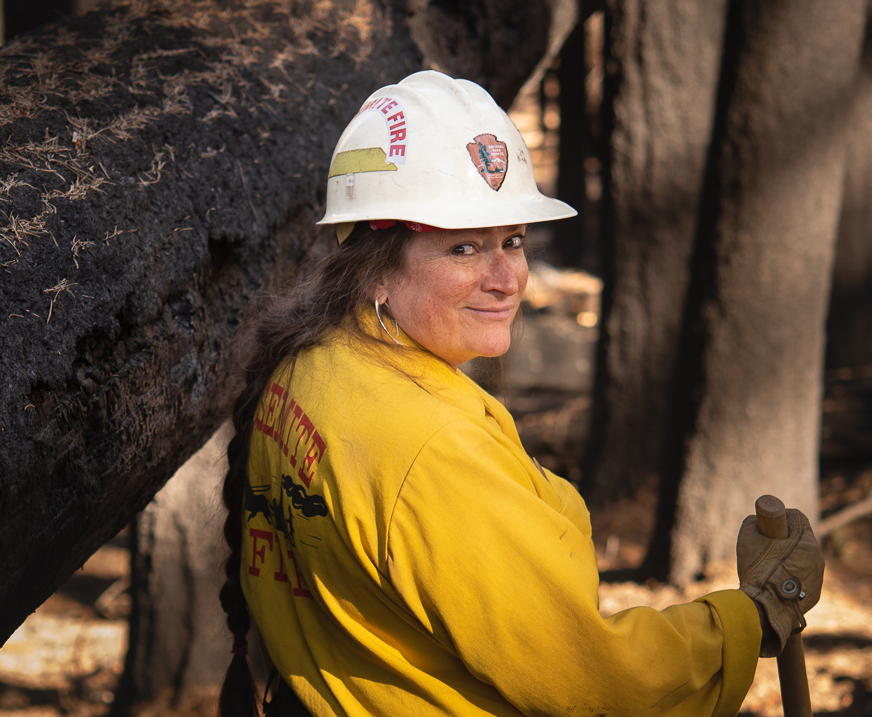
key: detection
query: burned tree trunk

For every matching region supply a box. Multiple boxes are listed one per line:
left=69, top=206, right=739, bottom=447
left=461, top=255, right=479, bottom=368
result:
left=822, top=13, right=872, bottom=465
left=114, top=424, right=233, bottom=711
left=582, top=0, right=729, bottom=502
left=0, top=0, right=555, bottom=645
left=649, top=0, right=866, bottom=585
left=826, top=12, right=872, bottom=374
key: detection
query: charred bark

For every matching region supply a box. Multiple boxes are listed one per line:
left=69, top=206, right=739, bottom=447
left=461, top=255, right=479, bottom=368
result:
left=552, top=2, right=605, bottom=273
left=582, top=0, right=728, bottom=502
left=0, top=0, right=555, bottom=645
left=649, top=0, right=866, bottom=585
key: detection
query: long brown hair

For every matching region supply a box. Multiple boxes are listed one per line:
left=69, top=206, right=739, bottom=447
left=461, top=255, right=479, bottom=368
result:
left=218, top=222, right=414, bottom=716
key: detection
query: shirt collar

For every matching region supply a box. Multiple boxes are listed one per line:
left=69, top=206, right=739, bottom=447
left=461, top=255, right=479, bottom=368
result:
left=350, top=304, right=490, bottom=422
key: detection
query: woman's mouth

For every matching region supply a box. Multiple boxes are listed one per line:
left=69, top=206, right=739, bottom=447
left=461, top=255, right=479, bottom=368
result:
left=466, top=306, right=515, bottom=321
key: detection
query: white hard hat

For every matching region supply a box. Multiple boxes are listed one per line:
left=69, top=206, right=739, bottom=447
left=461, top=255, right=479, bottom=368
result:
left=317, top=71, right=577, bottom=243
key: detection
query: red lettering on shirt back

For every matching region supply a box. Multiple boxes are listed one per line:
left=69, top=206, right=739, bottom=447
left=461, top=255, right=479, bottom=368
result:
left=292, top=414, right=315, bottom=465
left=248, top=529, right=314, bottom=600
left=288, top=549, right=313, bottom=598
left=248, top=528, right=274, bottom=577
left=297, top=431, right=325, bottom=487
left=253, top=386, right=327, bottom=484
left=279, top=399, right=301, bottom=457
left=260, top=384, right=285, bottom=439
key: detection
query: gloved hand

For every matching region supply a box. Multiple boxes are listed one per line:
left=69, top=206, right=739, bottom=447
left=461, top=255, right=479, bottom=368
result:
left=736, top=509, right=825, bottom=657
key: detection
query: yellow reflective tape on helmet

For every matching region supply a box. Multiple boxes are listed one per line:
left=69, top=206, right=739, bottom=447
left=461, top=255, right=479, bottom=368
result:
left=335, top=222, right=356, bottom=244
left=328, top=147, right=398, bottom=178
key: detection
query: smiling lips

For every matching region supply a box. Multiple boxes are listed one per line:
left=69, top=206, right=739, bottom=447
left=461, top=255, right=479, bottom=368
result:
left=466, top=305, right=516, bottom=320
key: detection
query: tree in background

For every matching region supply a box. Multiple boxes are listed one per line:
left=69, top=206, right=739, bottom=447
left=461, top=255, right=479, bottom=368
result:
left=827, top=23, right=872, bottom=375
left=583, top=0, right=728, bottom=512
left=583, top=0, right=867, bottom=584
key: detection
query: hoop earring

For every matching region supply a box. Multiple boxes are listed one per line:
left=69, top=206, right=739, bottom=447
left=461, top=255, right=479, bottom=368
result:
left=375, top=299, right=401, bottom=345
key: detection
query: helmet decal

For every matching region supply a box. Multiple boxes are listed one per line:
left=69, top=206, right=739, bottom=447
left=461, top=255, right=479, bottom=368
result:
left=466, top=133, right=508, bottom=191
left=357, top=95, right=407, bottom=165
left=328, top=148, right=398, bottom=177
left=318, top=71, right=577, bottom=237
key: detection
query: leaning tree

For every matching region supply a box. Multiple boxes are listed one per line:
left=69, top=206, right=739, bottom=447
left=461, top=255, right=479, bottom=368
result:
left=0, top=0, right=569, bottom=646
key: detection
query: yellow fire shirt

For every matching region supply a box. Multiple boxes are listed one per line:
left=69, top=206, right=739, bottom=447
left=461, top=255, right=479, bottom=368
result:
left=241, top=310, right=761, bottom=717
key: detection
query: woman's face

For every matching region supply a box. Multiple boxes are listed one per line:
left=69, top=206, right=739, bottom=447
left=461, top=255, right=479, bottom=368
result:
left=382, top=225, right=528, bottom=368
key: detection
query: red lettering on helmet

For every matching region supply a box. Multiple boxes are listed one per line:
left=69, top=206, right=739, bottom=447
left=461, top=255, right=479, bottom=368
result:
left=388, top=145, right=406, bottom=157
left=386, top=110, right=404, bottom=123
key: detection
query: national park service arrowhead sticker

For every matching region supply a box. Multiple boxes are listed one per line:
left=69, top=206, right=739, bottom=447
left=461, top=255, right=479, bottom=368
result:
left=467, top=133, right=508, bottom=191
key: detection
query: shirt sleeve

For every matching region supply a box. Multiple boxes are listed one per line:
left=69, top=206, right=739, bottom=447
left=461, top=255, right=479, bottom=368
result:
left=385, top=421, right=760, bottom=717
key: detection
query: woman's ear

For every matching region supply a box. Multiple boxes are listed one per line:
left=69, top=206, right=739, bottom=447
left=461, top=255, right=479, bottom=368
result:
left=373, top=277, right=394, bottom=306
left=358, top=266, right=388, bottom=304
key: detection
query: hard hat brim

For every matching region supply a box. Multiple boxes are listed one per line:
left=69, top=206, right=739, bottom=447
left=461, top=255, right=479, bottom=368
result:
left=317, top=194, right=577, bottom=230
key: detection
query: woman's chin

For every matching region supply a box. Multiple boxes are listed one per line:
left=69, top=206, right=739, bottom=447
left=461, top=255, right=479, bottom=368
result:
left=470, top=335, right=513, bottom=360
left=426, top=327, right=513, bottom=367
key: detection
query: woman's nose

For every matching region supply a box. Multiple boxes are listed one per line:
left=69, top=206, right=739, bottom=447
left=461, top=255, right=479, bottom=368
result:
left=482, top=251, right=522, bottom=295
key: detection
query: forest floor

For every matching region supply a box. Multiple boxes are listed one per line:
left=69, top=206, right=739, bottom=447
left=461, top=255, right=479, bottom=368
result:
left=0, top=463, right=870, bottom=717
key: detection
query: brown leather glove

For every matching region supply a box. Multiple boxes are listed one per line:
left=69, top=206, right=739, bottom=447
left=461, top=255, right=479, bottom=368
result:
left=736, top=509, right=825, bottom=657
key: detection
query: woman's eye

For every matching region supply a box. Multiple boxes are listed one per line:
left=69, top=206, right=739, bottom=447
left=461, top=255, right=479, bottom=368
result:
left=451, top=243, right=476, bottom=256
left=505, top=234, right=525, bottom=249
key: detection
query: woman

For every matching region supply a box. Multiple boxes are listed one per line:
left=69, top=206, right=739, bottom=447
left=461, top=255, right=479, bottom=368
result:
left=219, top=71, right=824, bottom=717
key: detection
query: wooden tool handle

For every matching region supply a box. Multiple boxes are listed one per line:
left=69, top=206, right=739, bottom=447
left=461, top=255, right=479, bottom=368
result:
left=755, top=495, right=813, bottom=717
